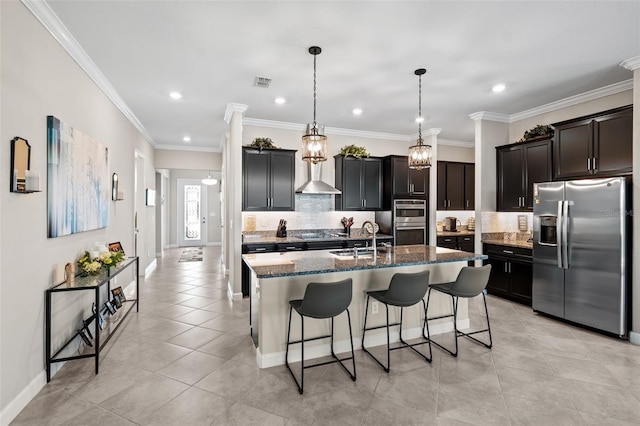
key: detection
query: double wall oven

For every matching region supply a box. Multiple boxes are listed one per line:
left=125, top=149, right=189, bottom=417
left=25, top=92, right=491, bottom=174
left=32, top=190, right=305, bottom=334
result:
left=393, top=199, right=427, bottom=245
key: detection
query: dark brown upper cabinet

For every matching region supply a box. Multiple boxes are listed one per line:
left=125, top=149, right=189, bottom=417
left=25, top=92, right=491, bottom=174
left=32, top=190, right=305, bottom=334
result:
left=335, top=155, right=383, bottom=211
left=496, top=138, right=552, bottom=212
left=242, top=147, right=296, bottom=211
left=552, top=106, right=632, bottom=180
left=382, top=155, right=429, bottom=208
left=437, top=161, right=474, bottom=210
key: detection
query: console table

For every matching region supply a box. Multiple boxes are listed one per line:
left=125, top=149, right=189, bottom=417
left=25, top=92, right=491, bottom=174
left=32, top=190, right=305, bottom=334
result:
left=45, top=257, right=139, bottom=382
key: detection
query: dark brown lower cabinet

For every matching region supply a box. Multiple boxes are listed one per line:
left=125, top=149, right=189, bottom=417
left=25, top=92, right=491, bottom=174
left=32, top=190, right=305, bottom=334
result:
left=483, top=243, right=532, bottom=305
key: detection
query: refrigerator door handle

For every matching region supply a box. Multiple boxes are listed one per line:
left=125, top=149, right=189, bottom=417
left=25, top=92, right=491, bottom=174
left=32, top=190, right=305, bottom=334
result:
left=562, top=200, right=569, bottom=269
left=556, top=200, right=563, bottom=269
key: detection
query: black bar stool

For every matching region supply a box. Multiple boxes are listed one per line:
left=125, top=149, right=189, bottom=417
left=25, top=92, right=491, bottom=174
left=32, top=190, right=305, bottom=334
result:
left=361, top=270, right=432, bottom=372
left=426, top=265, right=492, bottom=357
left=285, top=278, right=356, bottom=394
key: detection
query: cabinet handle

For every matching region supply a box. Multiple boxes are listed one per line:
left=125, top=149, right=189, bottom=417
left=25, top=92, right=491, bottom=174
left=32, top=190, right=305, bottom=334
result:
left=587, top=158, right=591, bottom=171
left=447, top=200, right=451, bottom=208
left=444, top=200, right=447, bottom=208
left=444, top=238, right=452, bottom=242
left=466, top=200, right=469, bottom=208
left=504, top=263, right=508, bottom=273
left=410, top=184, right=414, bottom=193
left=255, top=248, right=266, bottom=252
left=503, top=250, right=514, bottom=254
left=592, top=157, right=597, bottom=170
left=509, top=262, right=512, bottom=273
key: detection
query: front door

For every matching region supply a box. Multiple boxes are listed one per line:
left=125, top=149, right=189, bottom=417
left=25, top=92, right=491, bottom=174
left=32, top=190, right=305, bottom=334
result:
left=178, top=179, right=208, bottom=247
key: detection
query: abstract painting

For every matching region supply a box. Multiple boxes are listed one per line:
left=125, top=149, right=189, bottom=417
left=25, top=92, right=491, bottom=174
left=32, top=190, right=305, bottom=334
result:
left=47, top=116, right=110, bottom=238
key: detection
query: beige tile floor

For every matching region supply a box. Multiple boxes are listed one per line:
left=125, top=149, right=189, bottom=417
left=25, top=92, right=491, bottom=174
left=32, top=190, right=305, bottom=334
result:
left=13, top=246, right=640, bottom=425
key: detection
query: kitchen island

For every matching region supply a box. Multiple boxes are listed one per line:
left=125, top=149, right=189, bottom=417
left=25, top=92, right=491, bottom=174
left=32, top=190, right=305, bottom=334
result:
left=243, top=245, right=487, bottom=368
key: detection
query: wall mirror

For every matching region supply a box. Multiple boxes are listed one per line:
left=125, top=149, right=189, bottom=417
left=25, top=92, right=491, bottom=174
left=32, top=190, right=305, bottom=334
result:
left=10, top=137, right=31, bottom=192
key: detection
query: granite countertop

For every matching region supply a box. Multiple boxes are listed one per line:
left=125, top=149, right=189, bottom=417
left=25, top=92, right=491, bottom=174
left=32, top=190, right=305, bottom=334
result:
left=242, top=245, right=487, bottom=278
left=242, top=229, right=393, bottom=244
left=436, top=230, right=476, bottom=237
left=482, top=239, right=533, bottom=249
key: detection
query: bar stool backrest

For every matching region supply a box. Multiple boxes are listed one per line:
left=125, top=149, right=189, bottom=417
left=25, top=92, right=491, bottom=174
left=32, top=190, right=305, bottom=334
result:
left=449, top=265, right=492, bottom=297
left=385, top=270, right=430, bottom=306
left=298, top=278, right=353, bottom=319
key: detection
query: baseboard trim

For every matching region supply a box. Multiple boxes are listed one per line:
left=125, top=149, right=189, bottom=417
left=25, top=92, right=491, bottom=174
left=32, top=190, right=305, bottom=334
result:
left=166, top=244, right=178, bottom=249
left=630, top=331, right=640, bottom=345
left=144, top=259, right=157, bottom=276
left=227, top=280, right=242, bottom=301
left=256, top=318, right=470, bottom=369
left=0, top=371, right=46, bottom=426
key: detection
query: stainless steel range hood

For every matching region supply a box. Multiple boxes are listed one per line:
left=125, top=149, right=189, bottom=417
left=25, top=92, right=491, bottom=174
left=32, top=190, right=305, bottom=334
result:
left=295, top=161, right=341, bottom=194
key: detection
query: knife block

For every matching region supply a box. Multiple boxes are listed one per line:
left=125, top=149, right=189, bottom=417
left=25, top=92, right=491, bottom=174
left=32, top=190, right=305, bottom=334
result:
left=276, top=224, right=287, bottom=238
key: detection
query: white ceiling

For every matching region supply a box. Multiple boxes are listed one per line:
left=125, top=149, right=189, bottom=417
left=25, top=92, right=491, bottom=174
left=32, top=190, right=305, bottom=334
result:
left=40, top=1, right=639, bottom=151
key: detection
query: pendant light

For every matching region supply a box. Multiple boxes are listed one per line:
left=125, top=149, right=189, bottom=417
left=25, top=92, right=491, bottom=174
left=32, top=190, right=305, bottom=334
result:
left=201, top=172, right=217, bottom=186
left=408, top=68, right=432, bottom=170
left=301, top=46, right=327, bottom=163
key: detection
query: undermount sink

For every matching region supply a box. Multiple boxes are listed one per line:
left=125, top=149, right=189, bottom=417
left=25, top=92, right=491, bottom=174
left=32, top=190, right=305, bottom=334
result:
left=329, top=249, right=374, bottom=258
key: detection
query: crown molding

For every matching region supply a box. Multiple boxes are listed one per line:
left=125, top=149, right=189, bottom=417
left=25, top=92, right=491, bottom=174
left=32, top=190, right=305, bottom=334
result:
left=510, top=79, right=633, bottom=122
left=22, top=0, right=155, bottom=147
left=621, top=56, right=640, bottom=71
left=469, top=111, right=510, bottom=122
left=224, top=103, right=248, bottom=123
left=243, top=118, right=305, bottom=131
left=154, top=144, right=221, bottom=153
left=244, top=117, right=420, bottom=142
left=438, top=138, right=475, bottom=148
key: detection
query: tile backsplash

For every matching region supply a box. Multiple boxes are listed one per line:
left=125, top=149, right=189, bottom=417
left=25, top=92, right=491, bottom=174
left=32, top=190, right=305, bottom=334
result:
left=481, top=212, right=533, bottom=233
left=242, top=194, right=375, bottom=231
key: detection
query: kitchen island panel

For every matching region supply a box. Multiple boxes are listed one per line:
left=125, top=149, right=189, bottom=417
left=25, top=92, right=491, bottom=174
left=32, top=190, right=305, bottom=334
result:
left=244, top=246, right=487, bottom=368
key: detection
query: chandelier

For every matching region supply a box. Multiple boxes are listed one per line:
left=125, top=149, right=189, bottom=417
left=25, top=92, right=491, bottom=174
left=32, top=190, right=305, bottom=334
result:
left=408, top=68, right=432, bottom=170
left=301, top=46, right=328, bottom=163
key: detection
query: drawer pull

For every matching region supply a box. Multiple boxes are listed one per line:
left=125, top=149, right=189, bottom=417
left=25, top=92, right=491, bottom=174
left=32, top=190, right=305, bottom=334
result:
left=503, top=250, right=514, bottom=254
left=255, top=248, right=266, bottom=252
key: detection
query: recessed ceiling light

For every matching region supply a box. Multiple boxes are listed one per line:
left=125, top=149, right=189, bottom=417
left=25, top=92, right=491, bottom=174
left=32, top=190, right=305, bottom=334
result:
left=169, top=91, right=182, bottom=100
left=274, top=97, right=286, bottom=104
left=492, top=84, right=506, bottom=93
left=415, top=117, right=425, bottom=123
left=183, top=136, right=191, bottom=142
left=352, top=108, right=363, bottom=115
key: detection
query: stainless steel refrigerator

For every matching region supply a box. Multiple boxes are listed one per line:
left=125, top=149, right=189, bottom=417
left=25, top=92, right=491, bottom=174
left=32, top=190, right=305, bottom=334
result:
left=532, top=177, right=629, bottom=337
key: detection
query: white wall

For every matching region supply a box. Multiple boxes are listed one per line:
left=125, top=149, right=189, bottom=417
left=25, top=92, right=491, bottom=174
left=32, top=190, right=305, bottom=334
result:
left=155, top=150, right=222, bottom=170
left=437, top=144, right=475, bottom=163
left=0, top=2, right=154, bottom=421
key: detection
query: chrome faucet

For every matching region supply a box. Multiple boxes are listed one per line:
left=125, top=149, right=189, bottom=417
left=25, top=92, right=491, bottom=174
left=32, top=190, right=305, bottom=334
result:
left=361, top=221, right=377, bottom=257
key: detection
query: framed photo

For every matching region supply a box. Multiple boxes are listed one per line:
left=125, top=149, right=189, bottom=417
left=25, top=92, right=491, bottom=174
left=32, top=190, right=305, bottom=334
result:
left=108, top=241, right=124, bottom=255
left=112, top=286, right=126, bottom=304
left=111, top=297, right=122, bottom=309
left=103, top=300, right=116, bottom=315
left=92, top=303, right=105, bottom=330
left=78, top=329, right=93, bottom=347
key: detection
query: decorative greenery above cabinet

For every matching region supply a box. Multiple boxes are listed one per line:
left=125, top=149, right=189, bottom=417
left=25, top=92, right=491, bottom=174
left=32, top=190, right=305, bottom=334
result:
left=334, top=155, right=383, bottom=211
left=242, top=147, right=296, bottom=211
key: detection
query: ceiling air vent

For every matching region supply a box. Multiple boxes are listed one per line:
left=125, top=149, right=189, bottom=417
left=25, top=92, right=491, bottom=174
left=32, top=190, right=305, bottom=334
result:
left=254, top=76, right=272, bottom=88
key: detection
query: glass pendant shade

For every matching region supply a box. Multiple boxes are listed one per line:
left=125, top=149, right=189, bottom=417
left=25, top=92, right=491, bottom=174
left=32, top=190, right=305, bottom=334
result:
left=201, top=172, right=217, bottom=185
left=302, top=133, right=327, bottom=163
left=408, top=141, right=432, bottom=170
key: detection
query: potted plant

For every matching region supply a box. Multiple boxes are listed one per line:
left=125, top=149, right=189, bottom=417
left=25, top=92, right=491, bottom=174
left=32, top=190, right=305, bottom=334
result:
left=339, top=144, right=370, bottom=158
left=517, top=124, right=553, bottom=143
left=248, top=137, right=277, bottom=150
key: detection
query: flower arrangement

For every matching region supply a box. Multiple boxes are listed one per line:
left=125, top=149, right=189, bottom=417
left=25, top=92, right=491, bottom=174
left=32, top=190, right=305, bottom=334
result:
left=77, top=250, right=126, bottom=276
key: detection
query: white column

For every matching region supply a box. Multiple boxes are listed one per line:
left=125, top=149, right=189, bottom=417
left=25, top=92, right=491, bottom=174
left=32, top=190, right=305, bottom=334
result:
left=469, top=112, right=510, bottom=261
left=224, top=103, right=248, bottom=300
left=621, top=56, right=640, bottom=344
left=423, top=128, right=440, bottom=245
